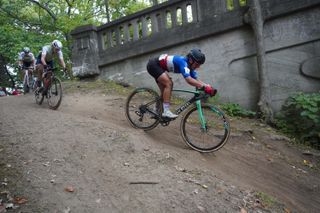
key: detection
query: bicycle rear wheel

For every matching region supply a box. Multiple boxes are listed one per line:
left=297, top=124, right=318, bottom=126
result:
left=23, top=81, right=29, bottom=94
left=125, top=88, right=161, bottom=130
left=47, top=77, right=62, bottom=110
left=181, top=104, right=230, bottom=153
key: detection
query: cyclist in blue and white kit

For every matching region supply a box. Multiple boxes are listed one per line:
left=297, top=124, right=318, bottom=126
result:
left=147, top=48, right=217, bottom=119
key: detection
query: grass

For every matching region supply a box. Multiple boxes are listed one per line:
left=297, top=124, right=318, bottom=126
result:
left=256, top=192, right=277, bottom=208
left=63, top=79, right=134, bottom=96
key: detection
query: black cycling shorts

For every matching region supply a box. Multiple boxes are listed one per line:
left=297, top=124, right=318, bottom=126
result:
left=22, top=62, right=32, bottom=68
left=147, top=57, right=165, bottom=81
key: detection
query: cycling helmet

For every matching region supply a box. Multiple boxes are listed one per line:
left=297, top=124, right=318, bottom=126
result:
left=23, top=47, right=30, bottom=54
left=52, top=40, right=62, bottom=50
left=187, top=48, right=206, bottom=64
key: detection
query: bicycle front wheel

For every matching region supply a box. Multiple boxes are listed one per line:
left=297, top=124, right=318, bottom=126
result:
left=35, top=88, right=44, bottom=105
left=47, top=77, right=62, bottom=110
left=125, top=88, right=161, bottom=131
left=23, top=73, right=30, bottom=94
left=181, top=104, right=230, bottom=153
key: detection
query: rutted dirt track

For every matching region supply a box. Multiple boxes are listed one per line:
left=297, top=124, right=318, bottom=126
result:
left=0, top=82, right=319, bottom=213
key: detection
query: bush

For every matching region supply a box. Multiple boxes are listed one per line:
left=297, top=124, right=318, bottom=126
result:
left=220, top=103, right=256, bottom=118
left=275, top=92, right=320, bottom=149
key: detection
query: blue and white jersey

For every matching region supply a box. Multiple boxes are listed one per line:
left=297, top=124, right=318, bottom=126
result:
left=159, top=54, right=198, bottom=79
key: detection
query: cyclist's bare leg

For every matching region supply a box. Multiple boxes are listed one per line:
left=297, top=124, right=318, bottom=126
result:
left=156, top=72, right=178, bottom=118
left=157, top=72, right=173, bottom=103
left=157, top=82, right=164, bottom=99
left=44, top=72, right=52, bottom=91
left=21, top=69, right=26, bottom=82
left=36, top=64, right=44, bottom=88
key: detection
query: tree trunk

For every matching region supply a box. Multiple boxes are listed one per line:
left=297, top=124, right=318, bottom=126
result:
left=0, top=55, right=15, bottom=88
left=105, top=0, right=110, bottom=23
left=247, top=0, right=273, bottom=123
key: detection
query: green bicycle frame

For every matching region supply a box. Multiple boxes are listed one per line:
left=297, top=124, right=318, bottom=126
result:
left=172, top=89, right=207, bottom=129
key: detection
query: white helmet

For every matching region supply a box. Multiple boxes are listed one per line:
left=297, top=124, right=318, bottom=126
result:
left=23, top=47, right=30, bottom=53
left=52, top=40, right=62, bottom=50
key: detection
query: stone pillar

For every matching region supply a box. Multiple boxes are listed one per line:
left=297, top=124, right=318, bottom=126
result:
left=70, top=25, right=100, bottom=78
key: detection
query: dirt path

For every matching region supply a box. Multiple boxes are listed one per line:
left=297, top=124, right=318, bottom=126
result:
left=0, top=83, right=319, bottom=213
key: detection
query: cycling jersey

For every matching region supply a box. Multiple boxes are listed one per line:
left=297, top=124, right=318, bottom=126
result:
left=40, top=45, right=63, bottom=62
left=158, top=54, right=198, bottom=79
left=18, top=52, right=35, bottom=63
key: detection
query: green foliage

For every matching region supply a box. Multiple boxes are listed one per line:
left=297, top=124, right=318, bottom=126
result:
left=275, top=92, right=320, bottom=149
left=220, top=103, right=256, bottom=118
left=256, top=192, right=277, bottom=208
left=226, top=0, right=247, bottom=11
left=0, top=0, right=150, bottom=81
left=108, top=0, right=150, bottom=20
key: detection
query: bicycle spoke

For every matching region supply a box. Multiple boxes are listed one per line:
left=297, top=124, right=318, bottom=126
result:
left=47, top=77, right=62, bottom=110
left=181, top=104, right=230, bottom=152
left=34, top=87, right=44, bottom=105
left=125, top=88, right=161, bottom=130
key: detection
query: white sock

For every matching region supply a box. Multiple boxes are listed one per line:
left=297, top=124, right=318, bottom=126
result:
left=163, top=102, right=170, bottom=112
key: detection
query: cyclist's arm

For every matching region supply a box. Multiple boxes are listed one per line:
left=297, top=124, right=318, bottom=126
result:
left=17, top=53, right=23, bottom=67
left=31, top=53, right=36, bottom=67
left=177, top=62, right=205, bottom=88
left=185, top=76, right=205, bottom=89
left=41, top=52, right=47, bottom=66
left=58, top=57, right=66, bottom=69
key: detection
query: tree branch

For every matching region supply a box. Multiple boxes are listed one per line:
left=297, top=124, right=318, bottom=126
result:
left=26, top=0, right=57, bottom=21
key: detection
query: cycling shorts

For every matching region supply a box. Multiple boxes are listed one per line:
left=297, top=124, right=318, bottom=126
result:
left=22, top=62, right=32, bottom=69
left=147, top=57, right=165, bottom=81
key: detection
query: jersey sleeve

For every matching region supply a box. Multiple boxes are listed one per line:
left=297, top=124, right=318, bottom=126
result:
left=190, top=70, right=198, bottom=79
left=57, top=51, right=63, bottom=60
left=18, top=52, right=23, bottom=60
left=41, top=46, right=48, bottom=55
left=30, top=53, right=35, bottom=60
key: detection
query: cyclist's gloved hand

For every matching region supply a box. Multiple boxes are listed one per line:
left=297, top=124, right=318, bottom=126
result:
left=204, top=84, right=217, bottom=96
left=63, top=68, right=70, bottom=79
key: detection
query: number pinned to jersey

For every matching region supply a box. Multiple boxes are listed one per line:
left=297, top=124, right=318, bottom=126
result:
left=184, top=67, right=190, bottom=75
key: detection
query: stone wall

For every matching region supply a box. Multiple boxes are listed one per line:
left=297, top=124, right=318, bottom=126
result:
left=71, top=0, right=320, bottom=112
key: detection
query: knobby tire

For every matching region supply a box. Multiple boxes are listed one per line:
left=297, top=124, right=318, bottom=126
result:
left=125, top=88, right=162, bottom=131
left=47, top=77, right=62, bottom=110
left=180, top=104, right=230, bottom=152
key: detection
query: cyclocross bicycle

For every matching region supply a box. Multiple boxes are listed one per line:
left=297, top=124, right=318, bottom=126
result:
left=34, top=67, right=62, bottom=110
left=22, top=66, right=34, bottom=94
left=125, top=87, right=230, bottom=153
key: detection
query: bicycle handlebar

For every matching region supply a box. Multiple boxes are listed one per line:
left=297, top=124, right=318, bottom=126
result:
left=44, top=67, right=57, bottom=72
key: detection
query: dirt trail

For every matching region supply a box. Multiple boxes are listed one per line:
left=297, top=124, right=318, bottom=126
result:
left=0, top=84, right=319, bottom=213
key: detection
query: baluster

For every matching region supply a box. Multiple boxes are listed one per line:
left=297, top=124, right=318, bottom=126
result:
left=142, top=17, right=148, bottom=38
left=133, top=19, right=139, bottom=41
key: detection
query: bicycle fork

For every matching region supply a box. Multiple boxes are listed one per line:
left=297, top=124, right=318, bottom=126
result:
left=196, top=100, right=207, bottom=132
left=24, top=70, right=29, bottom=87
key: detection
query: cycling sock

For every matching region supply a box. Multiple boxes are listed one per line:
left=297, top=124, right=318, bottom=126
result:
left=163, top=102, right=170, bottom=111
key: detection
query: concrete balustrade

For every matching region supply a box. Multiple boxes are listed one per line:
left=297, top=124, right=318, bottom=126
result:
left=71, top=0, right=320, bottom=112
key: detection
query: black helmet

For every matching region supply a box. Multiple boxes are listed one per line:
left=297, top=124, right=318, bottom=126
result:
left=23, top=47, right=30, bottom=54
left=188, top=48, right=205, bottom=64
